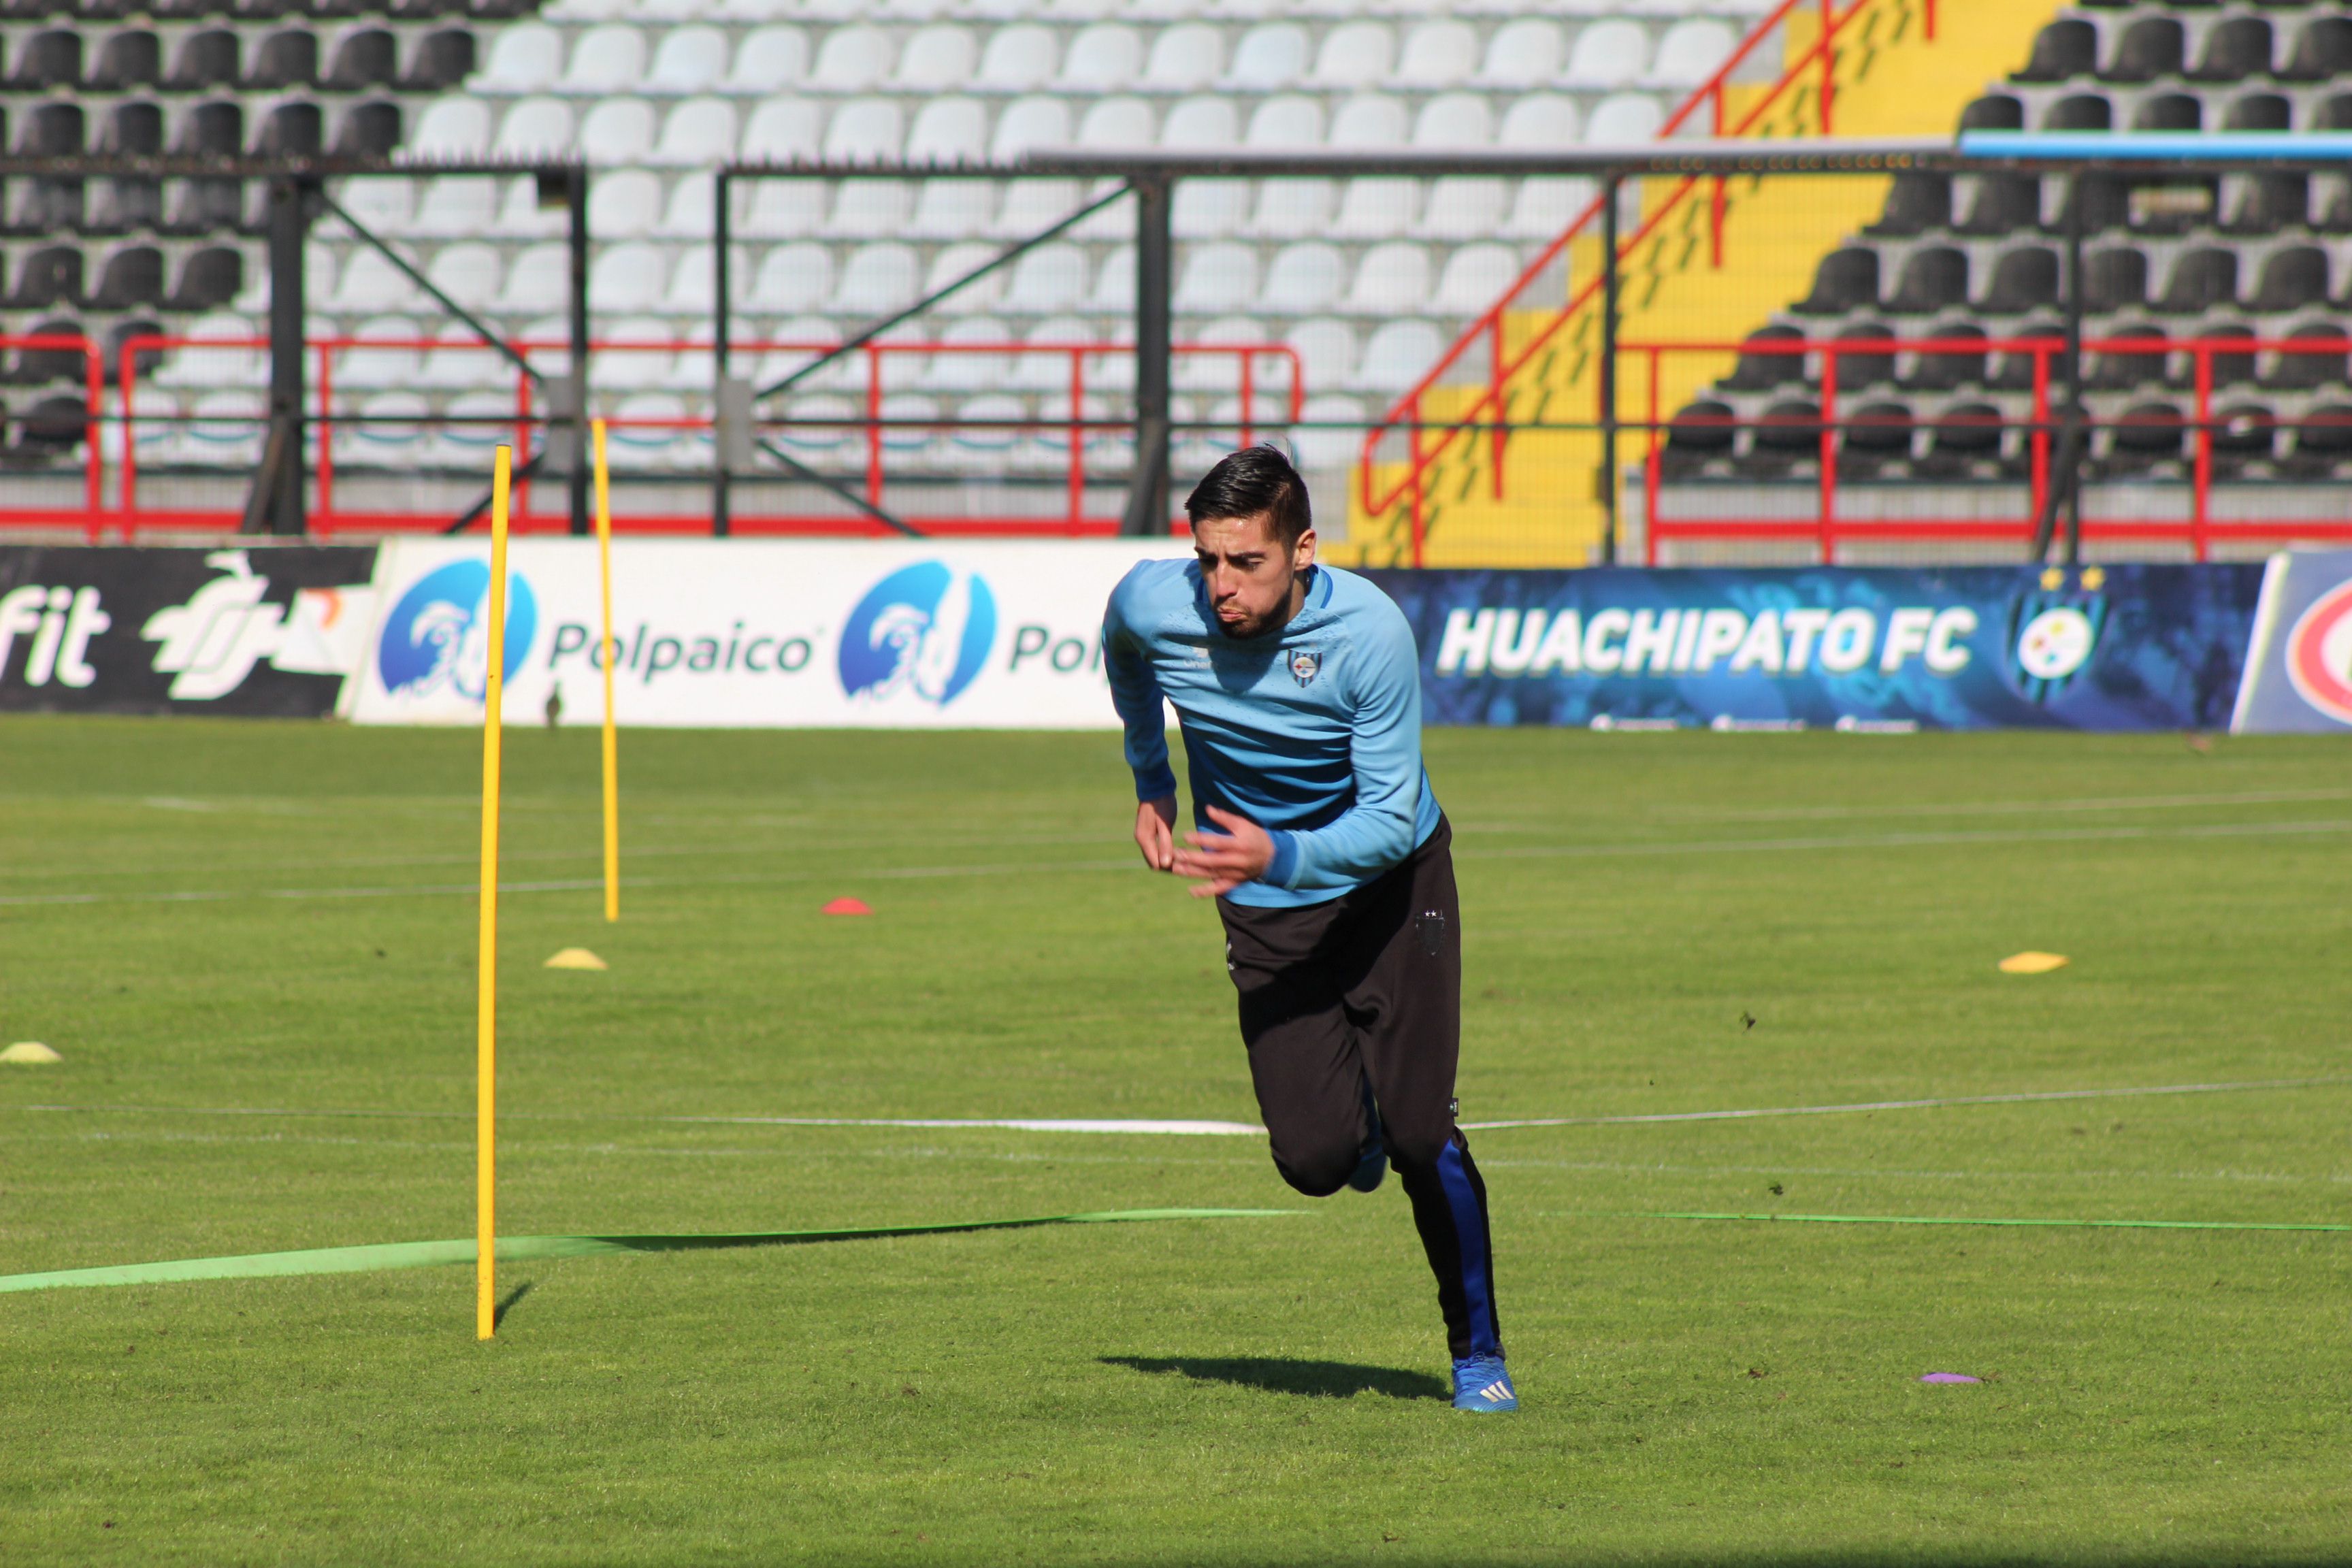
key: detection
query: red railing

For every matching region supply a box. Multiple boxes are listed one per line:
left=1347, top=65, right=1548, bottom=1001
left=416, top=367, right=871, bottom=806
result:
left=1359, top=0, right=1925, bottom=559
left=70, top=334, right=1298, bottom=540
left=1633, top=333, right=2352, bottom=563
left=0, top=335, right=109, bottom=537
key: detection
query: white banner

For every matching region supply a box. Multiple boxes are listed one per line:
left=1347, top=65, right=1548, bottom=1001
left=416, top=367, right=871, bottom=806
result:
left=347, top=538, right=1190, bottom=728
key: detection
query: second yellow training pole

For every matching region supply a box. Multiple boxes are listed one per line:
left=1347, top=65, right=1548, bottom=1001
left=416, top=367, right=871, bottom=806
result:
left=593, top=419, right=619, bottom=923
left=476, top=444, right=514, bottom=1341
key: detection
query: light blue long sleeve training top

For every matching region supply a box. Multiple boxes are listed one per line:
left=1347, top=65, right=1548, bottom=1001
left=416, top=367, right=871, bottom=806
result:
left=1102, top=559, right=1443, bottom=909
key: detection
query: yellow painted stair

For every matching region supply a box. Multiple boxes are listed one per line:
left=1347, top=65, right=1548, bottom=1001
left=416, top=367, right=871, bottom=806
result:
left=1331, top=0, right=2066, bottom=568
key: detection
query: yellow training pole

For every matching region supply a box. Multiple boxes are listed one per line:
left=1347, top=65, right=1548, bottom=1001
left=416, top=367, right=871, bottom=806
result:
left=593, top=419, right=619, bottom=923
left=476, top=443, right=513, bottom=1341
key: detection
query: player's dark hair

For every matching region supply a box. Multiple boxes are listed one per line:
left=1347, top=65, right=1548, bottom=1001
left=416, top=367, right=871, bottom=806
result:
left=1186, top=443, right=1313, bottom=547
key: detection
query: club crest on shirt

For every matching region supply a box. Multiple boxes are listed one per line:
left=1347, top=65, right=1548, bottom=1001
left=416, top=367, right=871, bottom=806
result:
left=1288, top=649, right=1321, bottom=686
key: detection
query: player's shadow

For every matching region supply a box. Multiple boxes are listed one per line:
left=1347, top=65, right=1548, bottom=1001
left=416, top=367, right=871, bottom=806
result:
left=1103, top=1356, right=1448, bottom=1402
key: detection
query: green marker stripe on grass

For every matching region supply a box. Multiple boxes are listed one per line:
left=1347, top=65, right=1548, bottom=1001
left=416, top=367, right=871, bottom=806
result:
left=1643, top=1211, right=2351, bottom=1233
left=0, top=1209, right=1296, bottom=1295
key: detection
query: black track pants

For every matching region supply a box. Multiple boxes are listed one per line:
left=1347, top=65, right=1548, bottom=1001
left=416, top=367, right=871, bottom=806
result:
left=1216, top=818, right=1501, bottom=1360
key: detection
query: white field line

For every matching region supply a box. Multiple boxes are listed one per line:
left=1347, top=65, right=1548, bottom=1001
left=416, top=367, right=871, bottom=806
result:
left=12, top=1077, right=2344, bottom=1139
left=4, top=817, right=2350, bottom=909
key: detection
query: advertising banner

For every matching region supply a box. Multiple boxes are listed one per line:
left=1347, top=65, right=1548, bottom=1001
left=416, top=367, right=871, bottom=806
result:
left=1362, top=564, right=2264, bottom=732
left=0, top=545, right=380, bottom=717
left=348, top=538, right=1190, bottom=728
left=2230, top=550, right=2352, bottom=734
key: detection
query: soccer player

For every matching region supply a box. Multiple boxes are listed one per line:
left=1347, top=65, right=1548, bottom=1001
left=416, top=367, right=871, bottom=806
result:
left=1101, top=444, right=1514, bottom=1414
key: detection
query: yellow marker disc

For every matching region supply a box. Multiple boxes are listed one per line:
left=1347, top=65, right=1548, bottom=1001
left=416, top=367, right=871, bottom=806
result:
left=544, top=948, right=609, bottom=971
left=1, top=1041, right=62, bottom=1064
left=1997, top=951, right=2069, bottom=975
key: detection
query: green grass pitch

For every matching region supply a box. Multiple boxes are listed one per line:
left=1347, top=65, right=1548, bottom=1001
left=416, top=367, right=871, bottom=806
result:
left=2, top=716, right=2349, bottom=1565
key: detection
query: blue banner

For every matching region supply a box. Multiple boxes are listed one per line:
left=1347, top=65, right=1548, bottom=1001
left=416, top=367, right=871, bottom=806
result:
left=2230, top=549, right=2352, bottom=734
left=1360, top=565, right=2264, bottom=732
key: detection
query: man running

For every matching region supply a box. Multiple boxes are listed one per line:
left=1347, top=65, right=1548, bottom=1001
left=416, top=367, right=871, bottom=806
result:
left=1101, top=444, right=1514, bottom=1414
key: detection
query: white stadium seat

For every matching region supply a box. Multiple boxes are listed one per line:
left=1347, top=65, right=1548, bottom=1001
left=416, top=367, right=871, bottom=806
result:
left=562, top=26, right=647, bottom=93
left=740, top=97, right=821, bottom=162
left=1563, top=19, right=1649, bottom=88
left=1246, top=95, right=1323, bottom=146
left=492, top=176, right=568, bottom=239
left=334, top=317, right=423, bottom=391
left=1475, top=20, right=1565, bottom=88
left=1060, top=24, right=1141, bottom=90
left=1417, top=176, right=1509, bottom=240
left=1259, top=242, right=1345, bottom=314
left=1396, top=20, right=1479, bottom=88
left=658, top=176, right=715, bottom=238
left=591, top=245, right=671, bottom=313
left=1226, top=23, right=1308, bottom=90
left=1174, top=178, right=1250, bottom=238
left=662, top=246, right=718, bottom=313
left=1501, top=93, right=1581, bottom=146
left=910, top=179, right=997, bottom=239
left=826, top=178, right=913, bottom=238
left=990, top=97, right=1072, bottom=161
left=646, top=25, right=728, bottom=93
left=412, top=97, right=493, bottom=158
left=923, top=242, right=1005, bottom=314
left=589, top=170, right=664, bottom=238
left=895, top=24, right=977, bottom=89
left=1077, top=97, right=1155, bottom=148
left=427, top=244, right=502, bottom=309
left=1088, top=244, right=1136, bottom=313
left=340, top=178, right=415, bottom=236
left=421, top=328, right=510, bottom=391
left=992, top=178, right=1083, bottom=238
left=494, top=244, right=571, bottom=314
left=977, top=24, right=1058, bottom=91
left=1351, top=318, right=1443, bottom=393
left=653, top=97, right=738, bottom=165
left=495, top=97, right=574, bottom=157
left=1002, top=243, right=1090, bottom=314
left=581, top=99, right=658, bottom=163
left=832, top=242, right=920, bottom=314
left=920, top=317, right=1014, bottom=391
left=1334, top=177, right=1418, bottom=239
left=329, top=248, right=423, bottom=314
left=593, top=316, right=677, bottom=389
left=1330, top=94, right=1407, bottom=148
left=725, top=27, right=808, bottom=93
left=824, top=99, right=904, bottom=162
left=748, top=243, right=834, bottom=312
left=1434, top=243, right=1520, bottom=314
left=1414, top=93, right=1494, bottom=147
left=410, top=177, right=500, bottom=238
left=907, top=97, right=988, bottom=164
left=426, top=391, right=514, bottom=468
left=1311, top=22, right=1392, bottom=89
left=1247, top=177, right=1335, bottom=239
left=1503, top=176, right=1598, bottom=239
left=1284, top=318, right=1357, bottom=389
left=609, top=393, right=694, bottom=466
left=1161, top=96, right=1237, bottom=148
left=1292, top=392, right=1365, bottom=469
left=1648, top=18, right=1736, bottom=88
left=335, top=391, right=429, bottom=466
left=480, top=24, right=561, bottom=93
left=811, top=26, right=893, bottom=91
left=742, top=178, right=826, bottom=237
left=1346, top=243, right=1431, bottom=315
left=1586, top=92, right=1665, bottom=143
left=1141, top=24, right=1221, bottom=91
left=1174, top=242, right=1258, bottom=314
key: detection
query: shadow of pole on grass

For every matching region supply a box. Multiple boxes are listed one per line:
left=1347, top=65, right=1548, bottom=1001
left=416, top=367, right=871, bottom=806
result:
left=493, top=1279, right=534, bottom=1328
left=1102, top=1356, right=1447, bottom=1401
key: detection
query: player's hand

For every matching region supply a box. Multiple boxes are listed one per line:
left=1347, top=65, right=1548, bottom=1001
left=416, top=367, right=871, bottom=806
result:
left=1134, top=795, right=1177, bottom=872
left=1171, top=805, right=1274, bottom=898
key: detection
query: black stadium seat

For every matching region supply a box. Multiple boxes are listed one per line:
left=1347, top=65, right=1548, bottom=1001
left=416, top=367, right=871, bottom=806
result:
left=2283, top=405, right=2352, bottom=475
left=1921, top=403, right=2006, bottom=476
left=402, top=30, right=476, bottom=91
left=1838, top=402, right=1915, bottom=474
left=2261, top=324, right=2350, bottom=391
left=253, top=101, right=321, bottom=157
left=2247, top=247, right=2330, bottom=314
left=246, top=29, right=318, bottom=89
left=12, top=317, right=87, bottom=385
left=1901, top=322, right=1987, bottom=391
left=2014, top=20, right=2098, bottom=82
left=2187, top=17, right=2271, bottom=82
left=2047, top=93, right=2113, bottom=131
left=164, top=246, right=242, bottom=311
left=1722, top=325, right=1808, bottom=391
left=1976, top=246, right=2061, bottom=316
left=1791, top=248, right=1879, bottom=316
left=1960, top=95, right=2026, bottom=131
left=1865, top=172, right=1950, bottom=238
left=8, top=29, right=80, bottom=91
left=2085, top=248, right=2150, bottom=314
left=1829, top=321, right=1897, bottom=389
left=2198, top=323, right=2257, bottom=387
left=325, top=29, right=398, bottom=91
left=2223, top=93, right=2292, bottom=132
left=2208, top=404, right=2279, bottom=474
left=2104, top=402, right=2187, bottom=470
left=1883, top=247, right=1969, bottom=314
left=86, top=246, right=164, bottom=310
left=2091, top=325, right=2172, bottom=389
left=2132, top=93, right=2203, bottom=132
left=88, top=31, right=159, bottom=90
left=331, top=100, right=402, bottom=157
left=1956, top=173, right=2040, bottom=237
left=1661, top=400, right=1734, bottom=478
left=2280, top=17, right=2352, bottom=82
left=165, top=29, right=241, bottom=93
left=2153, top=248, right=2239, bottom=314
left=2103, top=17, right=2185, bottom=82
left=7, top=246, right=82, bottom=310
left=1991, top=323, right=2066, bottom=392
left=1749, top=399, right=1824, bottom=470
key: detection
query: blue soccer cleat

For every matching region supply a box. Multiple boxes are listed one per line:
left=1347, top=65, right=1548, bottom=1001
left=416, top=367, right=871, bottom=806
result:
left=1452, top=1354, right=1518, bottom=1412
left=1348, top=1077, right=1388, bottom=1192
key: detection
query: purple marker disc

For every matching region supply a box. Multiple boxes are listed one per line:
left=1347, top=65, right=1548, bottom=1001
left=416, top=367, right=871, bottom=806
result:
left=1919, top=1372, right=1981, bottom=1384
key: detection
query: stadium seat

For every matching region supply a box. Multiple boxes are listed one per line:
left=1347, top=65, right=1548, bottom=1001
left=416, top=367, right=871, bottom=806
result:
left=1416, top=177, right=1509, bottom=241
left=1141, top=23, right=1219, bottom=91
left=333, top=390, right=429, bottom=466
left=2153, top=248, right=2239, bottom=315
left=1333, top=177, right=1419, bottom=240
left=591, top=244, right=669, bottom=312
left=333, top=316, right=423, bottom=390
left=1563, top=19, right=1647, bottom=88
left=493, top=243, right=570, bottom=313
left=1396, top=20, right=1477, bottom=89
left=1173, top=178, right=1250, bottom=238
left=747, top=242, right=834, bottom=313
left=1413, top=94, right=1493, bottom=148
left=592, top=316, right=677, bottom=389
left=653, top=96, right=737, bottom=163
left=1246, top=177, right=1336, bottom=240
left=1245, top=95, right=1324, bottom=146
left=920, top=317, right=1013, bottom=391
left=2261, top=323, right=2349, bottom=391
left=977, top=24, right=1058, bottom=91
left=823, top=97, right=904, bottom=161
left=826, top=178, right=913, bottom=238
left=1585, top=93, right=1663, bottom=142
left=479, top=22, right=559, bottom=91
left=1345, top=243, right=1431, bottom=316
left=1475, top=19, right=1563, bottom=89
left=1226, top=22, right=1308, bottom=90
left=327, top=247, right=423, bottom=314
left=740, top=96, right=821, bottom=161
left=811, top=25, right=892, bottom=91
left=647, top=26, right=727, bottom=93
left=1976, top=246, right=2061, bottom=315
left=1433, top=244, right=1518, bottom=315
left=250, top=29, right=319, bottom=89
left=494, top=96, right=573, bottom=156
left=895, top=23, right=977, bottom=88
left=2247, top=247, right=2330, bottom=314
left=991, top=97, right=1073, bottom=161
left=1002, top=242, right=1090, bottom=314
left=725, top=26, right=808, bottom=93
left=2102, top=16, right=2183, bottom=83
left=589, top=169, right=664, bottom=238
left=910, top=180, right=997, bottom=240
left=1311, top=22, right=1392, bottom=90
left=1330, top=93, right=1407, bottom=147
left=426, top=243, right=502, bottom=308
left=1058, top=23, right=1139, bottom=90
left=580, top=97, right=657, bottom=163
left=1884, top=248, right=1968, bottom=315
left=1791, top=248, right=1879, bottom=316
left=1162, top=95, right=1238, bottom=147
left=1174, top=242, right=1257, bottom=314
left=410, top=176, right=499, bottom=238
left=1648, top=19, right=1735, bottom=86
left=832, top=241, right=919, bottom=315
left=411, top=97, right=493, bottom=157
left=1077, top=95, right=1154, bottom=146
